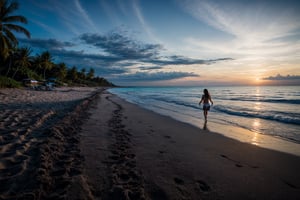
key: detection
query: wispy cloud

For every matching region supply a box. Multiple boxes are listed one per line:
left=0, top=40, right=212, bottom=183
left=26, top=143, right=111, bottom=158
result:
left=33, top=0, right=99, bottom=36
left=181, top=0, right=300, bottom=40
left=99, top=0, right=122, bottom=25
left=74, top=0, right=98, bottom=32
left=47, top=1, right=82, bottom=35
left=149, top=55, right=233, bottom=66
left=132, top=0, right=161, bottom=43
left=179, top=0, right=300, bottom=61
left=113, top=71, right=199, bottom=81
left=20, top=0, right=300, bottom=85
left=30, top=19, right=57, bottom=37
left=139, top=66, right=163, bottom=71
left=19, top=38, right=75, bottom=50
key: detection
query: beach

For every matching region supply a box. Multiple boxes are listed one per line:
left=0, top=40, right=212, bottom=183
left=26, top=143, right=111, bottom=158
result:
left=0, top=87, right=100, bottom=199
left=1, top=88, right=300, bottom=199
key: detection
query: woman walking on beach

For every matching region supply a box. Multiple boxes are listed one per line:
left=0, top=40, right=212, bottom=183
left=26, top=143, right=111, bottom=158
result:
left=199, top=89, right=213, bottom=122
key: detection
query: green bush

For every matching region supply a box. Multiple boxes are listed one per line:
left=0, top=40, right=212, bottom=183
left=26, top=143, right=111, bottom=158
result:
left=0, top=76, right=22, bottom=88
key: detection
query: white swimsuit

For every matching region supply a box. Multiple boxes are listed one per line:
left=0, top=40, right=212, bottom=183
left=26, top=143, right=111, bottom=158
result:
left=203, top=103, right=210, bottom=110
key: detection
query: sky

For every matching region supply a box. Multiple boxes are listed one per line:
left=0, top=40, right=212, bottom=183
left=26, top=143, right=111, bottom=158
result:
left=16, top=0, right=300, bottom=86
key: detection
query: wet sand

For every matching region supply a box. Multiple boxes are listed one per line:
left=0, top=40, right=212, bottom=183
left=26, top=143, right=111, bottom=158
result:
left=1, top=88, right=300, bottom=199
left=80, top=91, right=300, bottom=200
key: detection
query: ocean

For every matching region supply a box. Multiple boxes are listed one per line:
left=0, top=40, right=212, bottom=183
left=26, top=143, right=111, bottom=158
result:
left=108, top=86, right=300, bottom=150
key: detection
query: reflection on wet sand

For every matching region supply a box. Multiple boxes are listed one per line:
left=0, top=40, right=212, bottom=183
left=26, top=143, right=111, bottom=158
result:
left=251, top=119, right=261, bottom=145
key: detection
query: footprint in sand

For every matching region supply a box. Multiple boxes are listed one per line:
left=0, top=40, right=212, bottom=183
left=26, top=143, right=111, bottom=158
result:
left=174, top=177, right=185, bottom=185
left=220, top=154, right=243, bottom=168
left=163, top=135, right=176, bottom=143
left=196, top=180, right=211, bottom=192
left=147, top=129, right=155, bottom=135
left=281, top=179, right=299, bottom=189
left=220, top=154, right=259, bottom=169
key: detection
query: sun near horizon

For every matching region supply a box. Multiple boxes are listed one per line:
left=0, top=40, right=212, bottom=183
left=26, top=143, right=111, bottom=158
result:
left=16, top=0, right=300, bottom=86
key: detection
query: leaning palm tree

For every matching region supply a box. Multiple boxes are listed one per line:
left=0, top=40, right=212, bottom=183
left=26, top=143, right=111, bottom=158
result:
left=0, top=0, right=30, bottom=62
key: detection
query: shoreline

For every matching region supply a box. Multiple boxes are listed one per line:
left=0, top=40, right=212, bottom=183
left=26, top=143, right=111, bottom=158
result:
left=80, top=91, right=300, bottom=199
left=109, top=89, right=300, bottom=157
left=185, top=116, right=300, bottom=157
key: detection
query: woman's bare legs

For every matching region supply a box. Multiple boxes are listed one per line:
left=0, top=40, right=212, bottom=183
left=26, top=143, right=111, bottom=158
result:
left=204, top=110, right=208, bottom=121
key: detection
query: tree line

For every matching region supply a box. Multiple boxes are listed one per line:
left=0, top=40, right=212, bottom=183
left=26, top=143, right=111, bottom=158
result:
left=0, top=0, right=114, bottom=88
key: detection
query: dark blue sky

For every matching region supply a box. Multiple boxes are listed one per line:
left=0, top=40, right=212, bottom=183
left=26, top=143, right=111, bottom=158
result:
left=17, top=0, right=300, bottom=86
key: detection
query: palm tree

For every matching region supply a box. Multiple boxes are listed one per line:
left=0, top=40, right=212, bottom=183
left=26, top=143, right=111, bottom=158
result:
left=12, top=46, right=32, bottom=78
left=79, top=68, right=86, bottom=80
left=50, top=62, right=67, bottom=81
left=87, top=68, right=95, bottom=80
left=57, top=62, right=67, bottom=81
left=34, top=51, right=53, bottom=80
left=0, top=0, right=30, bottom=61
left=4, top=46, right=16, bottom=76
left=67, top=66, right=78, bottom=82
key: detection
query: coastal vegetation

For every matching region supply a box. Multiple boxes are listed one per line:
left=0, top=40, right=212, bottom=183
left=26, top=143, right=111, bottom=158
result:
left=0, top=0, right=114, bottom=88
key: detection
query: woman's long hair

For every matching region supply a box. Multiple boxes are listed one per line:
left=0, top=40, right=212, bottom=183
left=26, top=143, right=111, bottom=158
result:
left=204, top=89, right=210, bottom=98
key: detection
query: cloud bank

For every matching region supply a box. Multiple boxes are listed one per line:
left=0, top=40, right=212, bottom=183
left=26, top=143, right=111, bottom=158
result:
left=79, top=32, right=162, bottom=60
left=263, top=74, right=300, bottom=80
left=262, top=74, right=300, bottom=85
left=19, top=30, right=232, bottom=84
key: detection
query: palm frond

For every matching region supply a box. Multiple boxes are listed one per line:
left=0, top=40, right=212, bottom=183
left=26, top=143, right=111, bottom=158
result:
left=2, top=1, right=18, bottom=18
left=3, top=15, right=28, bottom=24
left=3, top=27, right=18, bottom=45
left=0, top=0, right=31, bottom=61
left=4, top=24, right=30, bottom=38
left=0, top=34, right=12, bottom=49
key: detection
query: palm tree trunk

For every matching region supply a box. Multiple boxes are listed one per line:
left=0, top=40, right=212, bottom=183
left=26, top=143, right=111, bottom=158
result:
left=44, top=68, right=46, bottom=80
left=12, top=66, right=20, bottom=79
left=5, top=57, right=12, bottom=76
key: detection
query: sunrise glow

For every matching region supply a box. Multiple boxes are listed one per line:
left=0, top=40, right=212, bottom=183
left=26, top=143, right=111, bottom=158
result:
left=18, top=0, right=300, bottom=86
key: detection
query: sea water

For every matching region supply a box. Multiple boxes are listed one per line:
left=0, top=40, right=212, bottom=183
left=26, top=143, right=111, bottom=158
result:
left=109, top=86, right=300, bottom=150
